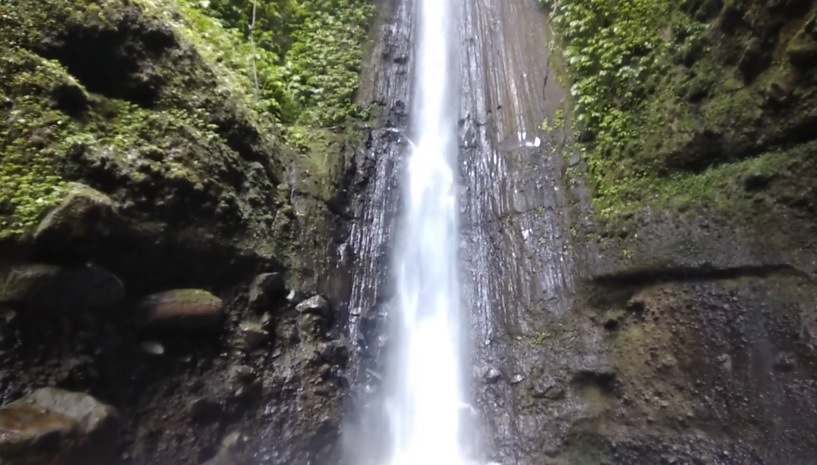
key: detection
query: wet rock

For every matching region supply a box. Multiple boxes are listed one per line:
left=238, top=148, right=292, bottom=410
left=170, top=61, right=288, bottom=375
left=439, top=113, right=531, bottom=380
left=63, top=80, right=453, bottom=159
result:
left=33, top=182, right=118, bottom=247
left=247, top=272, right=286, bottom=308
left=189, top=397, right=221, bottom=424
left=531, top=380, right=566, bottom=400
left=295, top=295, right=331, bottom=317
left=297, top=313, right=324, bottom=340
left=286, top=289, right=304, bottom=302
left=484, top=367, right=502, bottom=384
left=0, top=388, right=120, bottom=465
left=0, top=263, right=124, bottom=312
left=572, top=360, right=617, bottom=391
left=229, top=365, right=256, bottom=386
left=137, top=289, right=223, bottom=332
left=319, top=340, right=350, bottom=367
left=239, top=320, right=270, bottom=349
left=773, top=352, right=796, bottom=372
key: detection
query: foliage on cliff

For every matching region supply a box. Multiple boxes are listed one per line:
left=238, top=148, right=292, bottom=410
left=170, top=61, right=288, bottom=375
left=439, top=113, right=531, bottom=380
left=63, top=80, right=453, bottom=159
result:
left=198, top=0, right=375, bottom=126
left=542, top=0, right=817, bottom=218
left=0, top=0, right=374, bottom=253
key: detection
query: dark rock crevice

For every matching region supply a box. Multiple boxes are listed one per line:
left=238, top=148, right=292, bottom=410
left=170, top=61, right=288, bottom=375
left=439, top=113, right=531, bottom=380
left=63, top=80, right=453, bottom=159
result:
left=592, top=262, right=812, bottom=288
left=35, top=9, right=176, bottom=108
left=585, top=263, right=814, bottom=308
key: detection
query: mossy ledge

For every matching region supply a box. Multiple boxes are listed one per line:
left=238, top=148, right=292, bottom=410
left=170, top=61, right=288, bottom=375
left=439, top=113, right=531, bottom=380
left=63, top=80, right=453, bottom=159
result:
left=541, top=0, right=817, bottom=219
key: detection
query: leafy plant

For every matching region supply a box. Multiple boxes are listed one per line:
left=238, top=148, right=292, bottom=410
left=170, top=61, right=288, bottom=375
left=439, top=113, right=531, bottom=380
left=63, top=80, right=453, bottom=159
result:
left=540, top=0, right=706, bottom=216
left=194, top=0, right=374, bottom=127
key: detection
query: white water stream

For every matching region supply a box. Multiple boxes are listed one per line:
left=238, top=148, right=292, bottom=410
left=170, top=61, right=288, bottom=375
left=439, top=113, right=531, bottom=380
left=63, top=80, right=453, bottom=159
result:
left=384, top=0, right=468, bottom=464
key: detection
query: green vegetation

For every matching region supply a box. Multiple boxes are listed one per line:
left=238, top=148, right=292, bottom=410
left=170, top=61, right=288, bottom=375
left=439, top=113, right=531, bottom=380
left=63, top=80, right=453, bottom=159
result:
left=540, top=0, right=709, bottom=216
left=531, top=330, right=553, bottom=345
left=0, top=52, right=70, bottom=237
left=0, top=0, right=375, bottom=240
left=543, top=0, right=817, bottom=219
left=194, top=0, right=375, bottom=126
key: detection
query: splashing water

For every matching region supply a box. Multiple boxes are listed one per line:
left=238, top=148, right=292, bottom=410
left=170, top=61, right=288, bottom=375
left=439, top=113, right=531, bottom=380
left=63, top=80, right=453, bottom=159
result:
left=384, top=0, right=468, bottom=464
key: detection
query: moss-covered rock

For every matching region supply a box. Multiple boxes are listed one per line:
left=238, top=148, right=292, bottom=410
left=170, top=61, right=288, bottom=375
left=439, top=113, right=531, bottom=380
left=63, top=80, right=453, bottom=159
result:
left=543, top=0, right=817, bottom=219
left=0, top=0, right=303, bottom=289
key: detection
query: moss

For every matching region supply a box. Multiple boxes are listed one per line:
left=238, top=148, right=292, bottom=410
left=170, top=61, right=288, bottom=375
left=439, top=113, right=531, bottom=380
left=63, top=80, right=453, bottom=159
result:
left=543, top=0, right=817, bottom=220
left=531, top=330, right=553, bottom=345
left=0, top=0, right=273, bottom=238
left=187, top=0, right=377, bottom=205
left=0, top=50, right=72, bottom=238
left=193, top=0, right=375, bottom=127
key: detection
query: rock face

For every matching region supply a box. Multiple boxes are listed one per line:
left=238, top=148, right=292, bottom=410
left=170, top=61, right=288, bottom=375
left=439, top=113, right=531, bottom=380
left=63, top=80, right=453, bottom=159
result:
left=0, top=388, right=120, bottom=465
left=295, top=295, right=331, bottom=316
left=248, top=272, right=286, bottom=308
left=433, top=0, right=817, bottom=464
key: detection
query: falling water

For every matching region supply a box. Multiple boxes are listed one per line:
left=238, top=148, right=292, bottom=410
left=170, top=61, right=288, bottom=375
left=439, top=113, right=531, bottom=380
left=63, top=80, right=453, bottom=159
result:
left=383, top=0, right=468, bottom=464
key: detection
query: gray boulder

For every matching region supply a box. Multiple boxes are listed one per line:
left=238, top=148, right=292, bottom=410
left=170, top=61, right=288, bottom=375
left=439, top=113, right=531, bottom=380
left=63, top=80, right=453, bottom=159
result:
left=0, top=388, right=120, bottom=465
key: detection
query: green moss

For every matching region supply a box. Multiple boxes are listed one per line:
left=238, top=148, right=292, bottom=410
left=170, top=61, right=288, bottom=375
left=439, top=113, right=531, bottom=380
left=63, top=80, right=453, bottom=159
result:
left=531, top=330, right=553, bottom=345
left=0, top=49, right=223, bottom=238
left=540, top=0, right=707, bottom=215
left=542, top=0, right=816, bottom=220
left=0, top=0, right=375, bottom=252
left=0, top=51, right=71, bottom=238
left=178, top=0, right=376, bottom=203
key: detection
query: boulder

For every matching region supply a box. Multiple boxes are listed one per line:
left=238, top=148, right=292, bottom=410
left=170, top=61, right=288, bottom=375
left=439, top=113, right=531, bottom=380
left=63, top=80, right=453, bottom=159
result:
left=33, top=182, right=119, bottom=246
left=484, top=367, right=502, bottom=384
left=137, top=289, right=223, bottom=331
left=0, top=263, right=124, bottom=312
left=295, top=295, right=330, bottom=316
left=0, top=388, right=120, bottom=465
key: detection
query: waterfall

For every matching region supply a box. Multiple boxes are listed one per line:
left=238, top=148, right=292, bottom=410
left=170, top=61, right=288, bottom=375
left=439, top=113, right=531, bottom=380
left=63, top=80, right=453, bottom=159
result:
left=383, top=0, right=469, bottom=464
